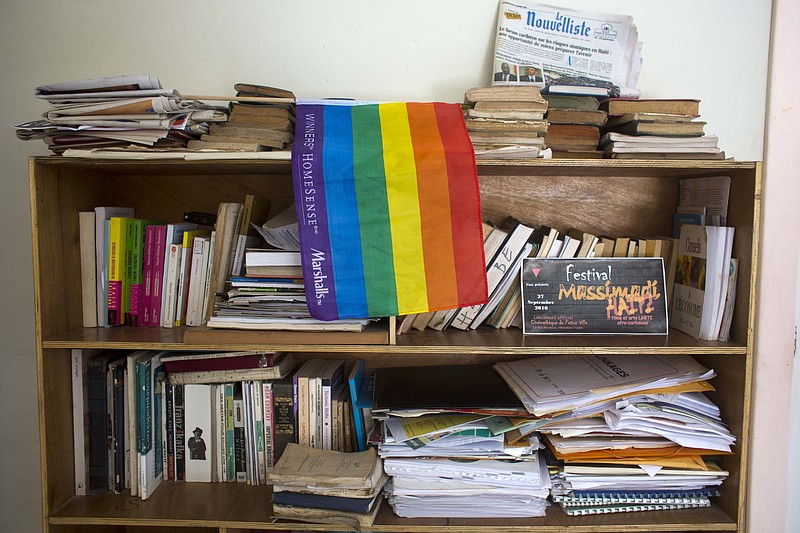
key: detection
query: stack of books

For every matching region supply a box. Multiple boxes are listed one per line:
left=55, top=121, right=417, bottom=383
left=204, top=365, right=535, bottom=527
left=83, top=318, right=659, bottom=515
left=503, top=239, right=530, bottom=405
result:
left=462, top=85, right=549, bottom=159
left=599, top=98, right=725, bottom=159
left=373, top=365, right=550, bottom=518
left=494, top=354, right=733, bottom=515
left=268, top=444, right=388, bottom=529
left=187, top=83, right=295, bottom=152
left=543, top=94, right=607, bottom=158
left=14, top=74, right=227, bottom=154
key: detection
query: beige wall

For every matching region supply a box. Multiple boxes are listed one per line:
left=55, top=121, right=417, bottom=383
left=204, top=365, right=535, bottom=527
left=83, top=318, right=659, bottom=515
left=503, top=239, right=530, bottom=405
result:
left=0, top=1, right=784, bottom=531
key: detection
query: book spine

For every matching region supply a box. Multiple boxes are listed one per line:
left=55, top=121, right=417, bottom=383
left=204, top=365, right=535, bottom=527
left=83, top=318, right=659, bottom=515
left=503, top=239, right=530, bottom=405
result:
left=136, top=358, right=152, bottom=454
left=174, top=244, right=193, bottom=327
left=79, top=212, right=98, bottom=328
left=106, top=218, right=127, bottom=326
left=224, top=383, right=235, bottom=482
left=140, top=225, right=157, bottom=326
left=233, top=395, right=247, bottom=482
left=125, top=220, right=142, bottom=326
left=165, top=381, right=175, bottom=481
left=111, top=361, right=126, bottom=493
left=216, top=385, right=226, bottom=484
left=262, top=381, right=274, bottom=468
left=87, top=355, right=109, bottom=493
left=71, top=350, right=88, bottom=495
left=199, top=230, right=217, bottom=325
left=173, top=384, right=185, bottom=481
left=162, top=243, right=182, bottom=328
left=149, top=225, right=167, bottom=327
left=253, top=381, right=267, bottom=483
left=184, top=237, right=207, bottom=327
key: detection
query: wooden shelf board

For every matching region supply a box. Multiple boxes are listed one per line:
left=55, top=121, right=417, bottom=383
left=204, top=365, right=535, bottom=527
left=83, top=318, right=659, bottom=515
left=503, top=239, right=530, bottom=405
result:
left=49, top=484, right=736, bottom=531
left=42, top=326, right=747, bottom=355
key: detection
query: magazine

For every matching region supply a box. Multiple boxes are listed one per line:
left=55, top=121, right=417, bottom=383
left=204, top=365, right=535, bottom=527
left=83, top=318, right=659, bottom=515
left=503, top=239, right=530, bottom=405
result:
left=491, top=1, right=642, bottom=97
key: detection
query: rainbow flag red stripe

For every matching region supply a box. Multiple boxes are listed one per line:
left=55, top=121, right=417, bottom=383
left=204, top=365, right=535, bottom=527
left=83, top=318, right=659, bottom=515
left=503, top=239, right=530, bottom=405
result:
left=292, top=100, right=487, bottom=320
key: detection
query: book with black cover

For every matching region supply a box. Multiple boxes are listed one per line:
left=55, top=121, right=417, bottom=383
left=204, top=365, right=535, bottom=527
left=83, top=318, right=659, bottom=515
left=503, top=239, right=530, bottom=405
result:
left=272, top=374, right=296, bottom=462
left=372, top=364, right=526, bottom=416
left=87, top=351, right=124, bottom=493
left=272, top=490, right=380, bottom=513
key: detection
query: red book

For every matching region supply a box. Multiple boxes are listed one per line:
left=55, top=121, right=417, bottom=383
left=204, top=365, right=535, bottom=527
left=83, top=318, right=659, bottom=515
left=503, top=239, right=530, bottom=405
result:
left=148, top=225, right=168, bottom=326
left=162, top=351, right=278, bottom=373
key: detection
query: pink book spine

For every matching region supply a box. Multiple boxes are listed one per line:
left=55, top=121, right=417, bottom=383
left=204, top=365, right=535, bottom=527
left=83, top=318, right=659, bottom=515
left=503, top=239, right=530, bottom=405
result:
left=149, top=226, right=167, bottom=326
left=107, top=280, right=123, bottom=326
left=141, top=225, right=157, bottom=326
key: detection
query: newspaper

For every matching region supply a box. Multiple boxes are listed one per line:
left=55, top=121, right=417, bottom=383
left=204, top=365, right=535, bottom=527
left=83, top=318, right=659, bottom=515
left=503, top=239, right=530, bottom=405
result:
left=491, top=1, right=642, bottom=97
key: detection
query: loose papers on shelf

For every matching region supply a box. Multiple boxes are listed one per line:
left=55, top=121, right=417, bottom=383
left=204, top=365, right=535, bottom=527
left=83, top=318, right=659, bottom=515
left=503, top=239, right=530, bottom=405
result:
left=494, top=354, right=715, bottom=417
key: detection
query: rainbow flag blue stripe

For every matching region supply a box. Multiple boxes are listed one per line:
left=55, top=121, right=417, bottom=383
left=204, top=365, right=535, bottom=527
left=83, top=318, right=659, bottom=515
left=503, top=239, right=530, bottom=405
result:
left=292, top=100, right=487, bottom=320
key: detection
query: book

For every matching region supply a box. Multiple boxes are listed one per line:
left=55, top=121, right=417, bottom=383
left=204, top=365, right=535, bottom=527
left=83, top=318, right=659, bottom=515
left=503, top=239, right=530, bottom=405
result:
left=108, top=357, right=127, bottom=493
left=546, top=109, right=608, bottom=126
left=106, top=216, right=130, bottom=326
left=230, top=194, right=271, bottom=277
left=449, top=219, right=535, bottom=330
left=175, top=229, right=210, bottom=327
left=318, top=360, right=346, bottom=450
left=372, top=364, right=526, bottom=416
left=126, top=218, right=157, bottom=326
left=718, top=258, right=739, bottom=342
left=72, top=349, right=106, bottom=494
left=468, top=131, right=545, bottom=146
left=166, top=353, right=297, bottom=385
left=79, top=212, right=98, bottom=327
left=272, top=374, right=296, bottom=463
left=262, top=381, right=275, bottom=468
left=465, top=117, right=548, bottom=133
left=272, top=490, right=381, bottom=514
left=465, top=85, right=546, bottom=105
left=544, top=124, right=600, bottom=151
left=94, top=207, right=135, bottom=327
left=144, top=224, right=168, bottom=326
left=670, top=224, right=735, bottom=341
left=186, top=140, right=268, bottom=151
left=137, top=352, right=166, bottom=500
left=271, top=499, right=383, bottom=529
left=233, top=82, right=295, bottom=99
left=293, top=359, right=326, bottom=447
left=172, top=384, right=185, bottom=481
left=604, top=112, right=698, bottom=129
left=347, top=360, right=374, bottom=452
left=558, top=500, right=711, bottom=516
left=86, top=352, right=120, bottom=493
left=233, top=385, right=247, bottom=482
left=184, top=383, right=214, bottom=482
left=465, top=108, right=545, bottom=120
left=140, top=224, right=158, bottom=326
left=161, top=350, right=280, bottom=373
left=184, top=234, right=211, bottom=327
left=608, top=120, right=706, bottom=137
left=543, top=94, right=600, bottom=111
left=204, top=202, right=244, bottom=321
left=159, top=222, right=197, bottom=328
left=125, top=350, right=151, bottom=496
left=599, top=98, right=701, bottom=116
left=268, top=443, right=387, bottom=497
left=230, top=103, right=294, bottom=120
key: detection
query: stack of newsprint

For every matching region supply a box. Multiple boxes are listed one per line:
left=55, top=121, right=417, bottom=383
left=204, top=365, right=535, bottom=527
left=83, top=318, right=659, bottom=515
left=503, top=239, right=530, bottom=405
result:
left=374, top=364, right=551, bottom=518
left=494, top=354, right=734, bottom=516
left=267, top=444, right=388, bottom=529
left=490, top=2, right=642, bottom=98
left=14, top=75, right=228, bottom=154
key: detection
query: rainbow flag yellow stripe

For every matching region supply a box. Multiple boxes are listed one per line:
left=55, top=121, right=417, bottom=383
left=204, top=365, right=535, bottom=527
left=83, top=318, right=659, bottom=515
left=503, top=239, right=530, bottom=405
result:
left=292, top=100, right=487, bottom=320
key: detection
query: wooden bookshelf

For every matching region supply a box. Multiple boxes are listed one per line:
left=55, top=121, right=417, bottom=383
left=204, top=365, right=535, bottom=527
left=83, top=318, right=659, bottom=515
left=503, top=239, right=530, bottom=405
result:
left=29, top=156, right=760, bottom=532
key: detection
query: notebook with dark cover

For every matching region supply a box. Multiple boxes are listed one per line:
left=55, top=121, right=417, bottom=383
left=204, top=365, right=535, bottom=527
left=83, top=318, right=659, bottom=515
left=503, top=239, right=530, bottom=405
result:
left=372, top=364, right=526, bottom=415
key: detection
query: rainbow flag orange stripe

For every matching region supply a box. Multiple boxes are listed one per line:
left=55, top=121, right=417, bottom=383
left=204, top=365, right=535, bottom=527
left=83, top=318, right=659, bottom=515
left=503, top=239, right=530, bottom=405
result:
left=292, top=100, right=487, bottom=320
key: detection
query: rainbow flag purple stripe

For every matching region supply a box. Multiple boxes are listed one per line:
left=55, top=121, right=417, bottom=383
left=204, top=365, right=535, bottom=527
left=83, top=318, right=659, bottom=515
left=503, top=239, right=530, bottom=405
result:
left=292, top=100, right=487, bottom=320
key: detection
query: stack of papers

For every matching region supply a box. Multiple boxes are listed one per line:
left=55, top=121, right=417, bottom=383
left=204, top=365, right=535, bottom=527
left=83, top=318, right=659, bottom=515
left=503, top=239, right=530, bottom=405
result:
left=373, top=364, right=549, bottom=517
left=14, top=75, right=227, bottom=154
left=383, top=456, right=551, bottom=518
left=494, top=354, right=732, bottom=513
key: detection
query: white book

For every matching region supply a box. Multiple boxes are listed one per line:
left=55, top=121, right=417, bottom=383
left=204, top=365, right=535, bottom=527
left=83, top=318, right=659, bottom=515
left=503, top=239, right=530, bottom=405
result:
left=450, top=220, right=535, bottom=330
left=252, top=381, right=267, bottom=484
left=161, top=243, right=183, bottom=328
left=184, top=384, right=213, bottom=482
left=159, top=223, right=197, bottom=326
left=137, top=351, right=166, bottom=500
left=125, top=350, right=151, bottom=497
left=93, top=207, right=135, bottom=327
left=185, top=235, right=211, bottom=327
left=198, top=231, right=217, bottom=326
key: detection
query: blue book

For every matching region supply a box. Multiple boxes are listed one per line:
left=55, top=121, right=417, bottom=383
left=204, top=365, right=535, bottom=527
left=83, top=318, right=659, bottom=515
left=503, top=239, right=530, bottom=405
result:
left=347, top=360, right=373, bottom=452
left=272, top=490, right=380, bottom=513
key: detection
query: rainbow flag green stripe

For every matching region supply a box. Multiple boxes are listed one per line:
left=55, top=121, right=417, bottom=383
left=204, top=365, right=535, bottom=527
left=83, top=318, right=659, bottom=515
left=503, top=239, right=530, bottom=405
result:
left=292, top=100, right=487, bottom=320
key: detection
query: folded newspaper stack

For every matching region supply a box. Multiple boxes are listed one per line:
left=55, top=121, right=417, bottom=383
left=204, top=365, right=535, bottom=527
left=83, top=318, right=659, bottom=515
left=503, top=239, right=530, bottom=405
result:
left=14, top=74, right=227, bottom=154
left=491, top=2, right=642, bottom=98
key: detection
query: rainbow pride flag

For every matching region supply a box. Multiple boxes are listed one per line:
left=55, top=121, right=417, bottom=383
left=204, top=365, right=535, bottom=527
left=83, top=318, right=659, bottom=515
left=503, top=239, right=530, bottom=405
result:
left=291, top=100, right=488, bottom=321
